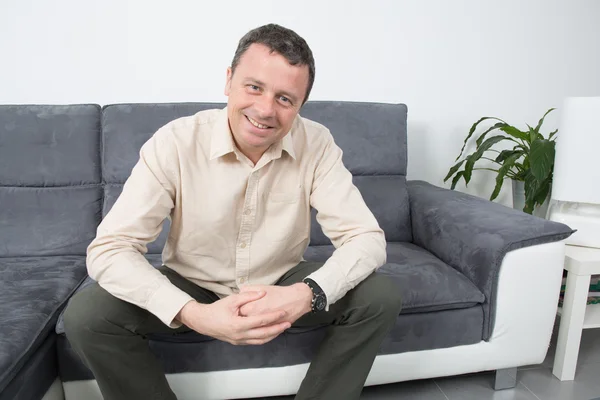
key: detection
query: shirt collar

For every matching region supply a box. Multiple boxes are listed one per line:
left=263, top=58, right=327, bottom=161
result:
left=209, top=107, right=237, bottom=160
left=209, top=107, right=297, bottom=161
left=272, top=131, right=297, bottom=160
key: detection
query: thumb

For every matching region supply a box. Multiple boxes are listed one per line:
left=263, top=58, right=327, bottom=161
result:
left=229, top=290, right=265, bottom=309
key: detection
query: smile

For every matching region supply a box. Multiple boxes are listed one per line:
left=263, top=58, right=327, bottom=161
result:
left=246, top=115, right=272, bottom=129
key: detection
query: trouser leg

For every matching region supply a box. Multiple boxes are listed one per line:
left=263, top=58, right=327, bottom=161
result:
left=276, top=261, right=403, bottom=400
left=63, top=265, right=218, bottom=400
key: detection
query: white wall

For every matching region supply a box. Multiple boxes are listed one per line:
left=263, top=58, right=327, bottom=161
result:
left=1, top=0, right=599, bottom=205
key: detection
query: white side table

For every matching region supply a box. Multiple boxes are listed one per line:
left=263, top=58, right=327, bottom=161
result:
left=553, top=245, right=600, bottom=381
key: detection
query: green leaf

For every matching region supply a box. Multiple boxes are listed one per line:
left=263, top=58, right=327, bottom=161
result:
left=464, top=135, right=511, bottom=184
left=534, top=176, right=552, bottom=206
left=523, top=170, right=551, bottom=214
left=500, top=125, right=529, bottom=142
left=548, top=129, right=558, bottom=140
left=475, top=122, right=506, bottom=148
left=523, top=172, right=538, bottom=214
left=527, top=124, right=538, bottom=145
left=534, top=108, right=556, bottom=133
left=444, top=159, right=466, bottom=182
left=455, top=117, right=505, bottom=161
left=529, top=139, right=556, bottom=181
left=495, top=149, right=523, bottom=163
left=490, top=152, right=521, bottom=201
left=451, top=171, right=465, bottom=190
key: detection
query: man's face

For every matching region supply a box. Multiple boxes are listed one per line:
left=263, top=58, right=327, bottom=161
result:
left=224, top=43, right=309, bottom=162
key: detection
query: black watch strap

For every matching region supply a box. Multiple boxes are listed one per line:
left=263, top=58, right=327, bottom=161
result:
left=303, top=278, right=327, bottom=313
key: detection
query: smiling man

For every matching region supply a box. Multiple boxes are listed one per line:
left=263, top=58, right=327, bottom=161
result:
left=63, top=24, right=403, bottom=400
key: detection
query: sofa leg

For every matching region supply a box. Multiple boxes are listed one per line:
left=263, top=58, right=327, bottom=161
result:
left=494, top=367, right=517, bottom=390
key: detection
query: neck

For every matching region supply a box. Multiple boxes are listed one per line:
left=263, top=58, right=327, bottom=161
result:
left=231, top=136, right=265, bottom=165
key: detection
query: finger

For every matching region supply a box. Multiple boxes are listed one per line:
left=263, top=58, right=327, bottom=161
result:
left=244, top=321, right=291, bottom=341
left=238, top=310, right=287, bottom=331
left=229, top=291, right=266, bottom=309
left=238, top=303, right=253, bottom=317
left=245, top=333, right=281, bottom=345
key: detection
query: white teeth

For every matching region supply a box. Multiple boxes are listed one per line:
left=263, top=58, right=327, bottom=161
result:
left=247, top=116, right=269, bottom=129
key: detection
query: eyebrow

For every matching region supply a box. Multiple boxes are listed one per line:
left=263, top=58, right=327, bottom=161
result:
left=246, top=78, right=299, bottom=104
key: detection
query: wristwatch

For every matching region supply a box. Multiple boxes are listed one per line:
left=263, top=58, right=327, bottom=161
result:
left=302, top=278, right=327, bottom=313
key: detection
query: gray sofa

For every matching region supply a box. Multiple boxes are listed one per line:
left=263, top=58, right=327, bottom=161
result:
left=0, top=102, right=573, bottom=400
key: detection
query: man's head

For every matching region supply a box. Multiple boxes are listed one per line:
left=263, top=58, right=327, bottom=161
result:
left=224, top=24, right=315, bottom=163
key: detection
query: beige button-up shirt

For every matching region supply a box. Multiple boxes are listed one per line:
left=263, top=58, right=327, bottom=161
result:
left=87, top=107, right=386, bottom=327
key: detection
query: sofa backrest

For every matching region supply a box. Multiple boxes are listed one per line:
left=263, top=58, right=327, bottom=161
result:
left=0, top=105, right=103, bottom=257
left=300, top=102, right=411, bottom=244
left=0, top=102, right=410, bottom=257
left=101, top=102, right=411, bottom=252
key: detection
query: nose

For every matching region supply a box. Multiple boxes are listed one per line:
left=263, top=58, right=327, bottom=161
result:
left=255, top=95, right=276, bottom=121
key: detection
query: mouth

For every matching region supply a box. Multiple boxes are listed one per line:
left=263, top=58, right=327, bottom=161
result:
left=245, top=115, right=273, bottom=130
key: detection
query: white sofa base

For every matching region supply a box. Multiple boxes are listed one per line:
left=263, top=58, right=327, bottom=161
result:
left=62, top=241, right=565, bottom=400
left=41, top=378, right=64, bottom=400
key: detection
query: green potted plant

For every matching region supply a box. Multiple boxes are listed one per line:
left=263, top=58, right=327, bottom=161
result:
left=444, top=108, right=558, bottom=215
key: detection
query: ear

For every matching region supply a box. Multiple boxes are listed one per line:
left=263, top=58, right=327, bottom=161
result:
left=224, top=67, right=233, bottom=96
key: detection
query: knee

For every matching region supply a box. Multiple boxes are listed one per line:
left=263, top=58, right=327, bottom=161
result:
left=354, top=273, right=403, bottom=317
left=63, top=284, right=116, bottom=345
left=63, top=287, right=95, bottom=344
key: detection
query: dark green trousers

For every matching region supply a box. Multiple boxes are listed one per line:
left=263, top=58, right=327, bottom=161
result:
left=64, top=262, right=402, bottom=400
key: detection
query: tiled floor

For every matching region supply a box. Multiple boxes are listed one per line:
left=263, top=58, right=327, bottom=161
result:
left=253, top=320, right=600, bottom=400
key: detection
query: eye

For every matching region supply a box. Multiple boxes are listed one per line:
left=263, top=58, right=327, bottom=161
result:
left=249, top=85, right=260, bottom=91
left=279, top=96, right=291, bottom=104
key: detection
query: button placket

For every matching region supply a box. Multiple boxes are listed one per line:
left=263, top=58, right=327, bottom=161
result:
left=236, top=170, right=259, bottom=285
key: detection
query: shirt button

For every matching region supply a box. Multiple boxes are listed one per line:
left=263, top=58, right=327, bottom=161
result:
left=239, top=277, right=246, bottom=284
left=240, top=242, right=247, bottom=248
left=244, top=209, right=251, bottom=215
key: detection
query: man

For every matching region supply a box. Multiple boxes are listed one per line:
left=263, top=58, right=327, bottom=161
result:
left=64, top=23, right=403, bottom=400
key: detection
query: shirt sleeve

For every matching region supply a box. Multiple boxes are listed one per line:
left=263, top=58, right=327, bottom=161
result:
left=305, top=129, right=387, bottom=308
left=86, top=126, right=194, bottom=328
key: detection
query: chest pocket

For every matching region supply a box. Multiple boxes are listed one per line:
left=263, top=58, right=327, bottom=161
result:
left=264, top=188, right=308, bottom=243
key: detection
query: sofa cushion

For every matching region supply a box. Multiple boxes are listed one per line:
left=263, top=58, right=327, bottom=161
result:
left=102, top=103, right=224, bottom=184
left=304, top=242, right=485, bottom=314
left=55, top=243, right=483, bottom=337
left=0, top=256, right=87, bottom=393
left=102, top=102, right=408, bottom=182
left=0, top=186, right=103, bottom=257
left=309, top=175, right=412, bottom=245
left=300, top=102, right=407, bottom=176
left=0, top=104, right=103, bottom=258
left=57, top=305, right=483, bottom=381
left=0, top=105, right=101, bottom=187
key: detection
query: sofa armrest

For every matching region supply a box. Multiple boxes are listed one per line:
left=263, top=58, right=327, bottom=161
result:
left=407, top=180, right=574, bottom=339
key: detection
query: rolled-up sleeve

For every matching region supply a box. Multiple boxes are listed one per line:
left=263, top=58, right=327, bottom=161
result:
left=306, top=130, right=387, bottom=308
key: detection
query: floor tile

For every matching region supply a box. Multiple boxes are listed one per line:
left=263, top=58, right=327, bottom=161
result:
left=435, top=371, right=539, bottom=400
left=518, top=364, right=600, bottom=400
left=360, top=379, right=448, bottom=399
left=574, top=329, right=600, bottom=366
left=251, top=379, right=447, bottom=399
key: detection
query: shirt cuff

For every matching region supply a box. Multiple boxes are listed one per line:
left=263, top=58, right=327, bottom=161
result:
left=146, top=281, right=195, bottom=328
left=305, top=259, right=348, bottom=311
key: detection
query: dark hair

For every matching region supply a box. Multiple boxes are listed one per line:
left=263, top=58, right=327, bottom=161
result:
left=231, top=24, right=315, bottom=105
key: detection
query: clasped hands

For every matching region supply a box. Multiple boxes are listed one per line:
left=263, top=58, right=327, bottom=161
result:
left=176, top=283, right=313, bottom=346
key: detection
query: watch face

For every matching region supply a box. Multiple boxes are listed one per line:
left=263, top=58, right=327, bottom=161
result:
left=315, top=296, right=327, bottom=312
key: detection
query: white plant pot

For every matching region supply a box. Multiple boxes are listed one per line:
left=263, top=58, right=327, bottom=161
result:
left=512, top=179, right=550, bottom=218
